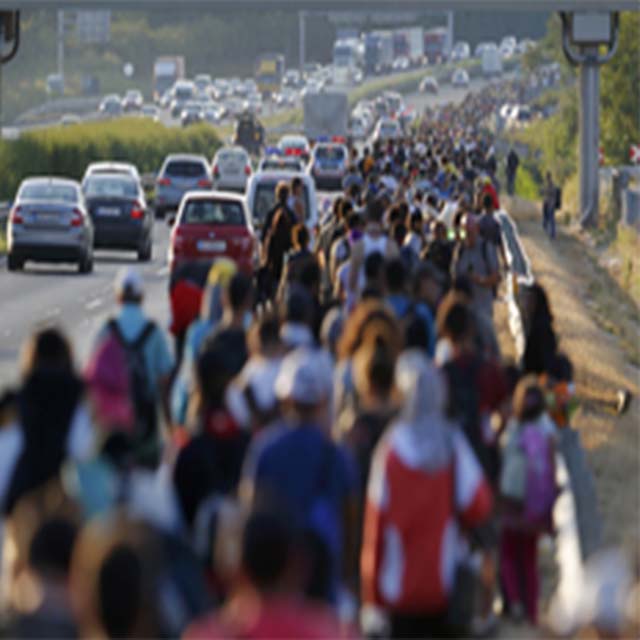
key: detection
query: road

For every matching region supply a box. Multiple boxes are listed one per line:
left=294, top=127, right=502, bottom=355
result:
left=0, top=74, right=498, bottom=388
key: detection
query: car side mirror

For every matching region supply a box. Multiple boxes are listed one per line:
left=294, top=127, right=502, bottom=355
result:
left=167, top=215, right=176, bottom=228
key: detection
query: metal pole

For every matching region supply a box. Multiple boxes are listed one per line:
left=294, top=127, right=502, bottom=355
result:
left=446, top=10, right=454, bottom=58
left=57, top=9, right=64, bottom=83
left=579, top=46, right=600, bottom=227
left=299, top=10, right=306, bottom=73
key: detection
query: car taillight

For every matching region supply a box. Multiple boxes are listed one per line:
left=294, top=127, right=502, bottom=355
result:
left=198, top=178, right=213, bottom=188
left=9, top=206, right=23, bottom=224
left=244, top=165, right=252, bottom=176
left=70, top=208, right=84, bottom=227
left=131, top=203, right=144, bottom=219
left=212, top=165, right=220, bottom=177
left=157, top=177, right=171, bottom=186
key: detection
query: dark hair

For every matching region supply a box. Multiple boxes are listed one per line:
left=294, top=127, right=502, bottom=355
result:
left=514, top=376, right=546, bottom=422
left=276, top=182, right=289, bottom=204
left=366, top=198, right=386, bottom=224
left=346, top=212, right=363, bottom=231
left=21, top=327, right=73, bottom=377
left=388, top=205, right=404, bottom=227
left=354, top=336, right=395, bottom=398
left=549, top=352, right=573, bottom=382
left=482, top=193, right=494, bottom=211
left=228, top=272, right=253, bottom=312
left=436, top=293, right=474, bottom=343
left=291, top=176, right=303, bottom=192
left=98, top=544, right=143, bottom=638
left=364, top=251, right=385, bottom=281
left=385, top=257, right=406, bottom=294
left=391, top=221, right=407, bottom=248
left=242, top=506, right=295, bottom=592
left=29, top=518, right=78, bottom=579
left=292, top=223, right=309, bottom=249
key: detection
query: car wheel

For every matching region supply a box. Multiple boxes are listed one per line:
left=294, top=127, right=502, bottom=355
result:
left=78, top=251, right=93, bottom=274
left=138, top=237, right=152, bottom=262
left=7, top=254, right=23, bottom=272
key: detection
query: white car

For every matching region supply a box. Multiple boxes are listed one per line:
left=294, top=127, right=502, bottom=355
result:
left=451, top=41, right=471, bottom=62
left=451, top=68, right=470, bottom=88
left=348, top=116, right=368, bottom=140
left=506, top=104, right=533, bottom=130
left=372, top=117, right=402, bottom=144
left=81, top=161, right=141, bottom=191
left=194, top=74, right=212, bottom=93
left=141, top=104, right=160, bottom=122
left=212, top=146, right=252, bottom=192
left=245, top=171, right=318, bottom=234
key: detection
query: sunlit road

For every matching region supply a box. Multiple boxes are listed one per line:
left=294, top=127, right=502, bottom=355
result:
left=0, top=73, right=501, bottom=387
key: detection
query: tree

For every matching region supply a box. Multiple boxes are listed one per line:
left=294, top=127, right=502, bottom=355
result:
left=600, top=12, right=640, bottom=166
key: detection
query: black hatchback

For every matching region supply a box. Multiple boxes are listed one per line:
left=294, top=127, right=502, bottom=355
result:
left=83, top=173, right=153, bottom=261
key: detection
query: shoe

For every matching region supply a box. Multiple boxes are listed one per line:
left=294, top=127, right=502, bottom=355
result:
left=471, top=612, right=498, bottom=637
left=616, top=389, right=632, bottom=415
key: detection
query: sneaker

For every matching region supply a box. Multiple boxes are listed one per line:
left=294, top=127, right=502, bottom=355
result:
left=471, top=612, right=498, bottom=637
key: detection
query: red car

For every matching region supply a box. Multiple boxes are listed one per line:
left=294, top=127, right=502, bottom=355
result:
left=168, top=191, right=256, bottom=276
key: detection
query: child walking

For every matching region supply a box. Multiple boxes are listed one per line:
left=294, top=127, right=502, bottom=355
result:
left=499, top=376, right=559, bottom=624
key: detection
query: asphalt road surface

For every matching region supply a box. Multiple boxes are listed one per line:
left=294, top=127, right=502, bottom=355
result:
left=0, top=74, right=500, bottom=387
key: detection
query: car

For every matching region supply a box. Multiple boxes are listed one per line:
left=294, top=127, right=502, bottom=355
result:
left=309, top=143, right=348, bottom=190
left=277, top=135, right=310, bottom=163
left=170, top=80, right=196, bottom=118
left=60, top=114, right=81, bottom=126
left=348, top=116, right=367, bottom=141
left=168, top=191, right=256, bottom=276
left=212, top=146, right=252, bottom=192
left=245, top=93, right=263, bottom=115
left=372, top=117, right=402, bottom=144
left=82, top=162, right=141, bottom=191
left=257, top=155, right=305, bottom=172
left=122, top=89, right=143, bottom=112
left=419, top=76, right=439, bottom=94
left=141, top=104, right=160, bottom=122
left=155, top=154, right=213, bottom=219
left=99, top=94, right=123, bottom=117
left=194, top=74, right=212, bottom=93
left=475, top=41, right=496, bottom=58
left=392, top=56, right=410, bottom=72
left=7, top=177, right=94, bottom=273
left=506, top=104, right=533, bottom=130
left=451, top=68, right=470, bottom=88
left=181, top=101, right=204, bottom=127
left=245, top=171, right=318, bottom=234
left=203, top=104, right=226, bottom=125
left=283, top=69, right=302, bottom=88
left=83, top=172, right=152, bottom=261
left=383, top=92, right=404, bottom=118
left=450, top=41, right=471, bottom=62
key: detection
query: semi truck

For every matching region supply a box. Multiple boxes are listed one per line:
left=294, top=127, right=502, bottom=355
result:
left=332, top=38, right=363, bottom=85
left=393, top=27, right=424, bottom=67
left=423, top=27, right=448, bottom=64
left=255, top=53, right=285, bottom=98
left=153, top=56, right=185, bottom=101
left=303, top=90, right=348, bottom=140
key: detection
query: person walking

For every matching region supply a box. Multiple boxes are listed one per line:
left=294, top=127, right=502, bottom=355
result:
left=542, top=172, right=558, bottom=239
left=506, top=148, right=520, bottom=196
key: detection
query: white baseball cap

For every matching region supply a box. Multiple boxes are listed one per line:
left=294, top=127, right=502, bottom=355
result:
left=275, top=348, right=333, bottom=406
left=114, top=266, right=144, bottom=298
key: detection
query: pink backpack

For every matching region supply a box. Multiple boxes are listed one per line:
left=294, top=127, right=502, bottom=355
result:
left=85, top=332, right=135, bottom=433
left=520, top=423, right=557, bottom=529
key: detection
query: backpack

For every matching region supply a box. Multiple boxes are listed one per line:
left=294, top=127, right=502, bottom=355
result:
left=520, top=423, right=557, bottom=530
left=107, top=320, right=158, bottom=452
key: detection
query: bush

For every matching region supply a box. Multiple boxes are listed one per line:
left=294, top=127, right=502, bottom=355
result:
left=0, top=118, right=222, bottom=200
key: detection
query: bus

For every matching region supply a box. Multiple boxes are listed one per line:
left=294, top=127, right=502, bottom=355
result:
left=255, top=53, right=285, bottom=99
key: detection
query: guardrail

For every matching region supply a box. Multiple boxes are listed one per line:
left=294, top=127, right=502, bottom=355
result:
left=498, top=208, right=604, bottom=634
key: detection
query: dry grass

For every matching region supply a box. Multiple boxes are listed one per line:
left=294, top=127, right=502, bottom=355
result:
left=504, top=195, right=640, bottom=550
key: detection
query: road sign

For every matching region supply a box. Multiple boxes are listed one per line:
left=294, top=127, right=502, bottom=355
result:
left=76, top=10, right=111, bottom=44
left=630, top=144, right=640, bottom=165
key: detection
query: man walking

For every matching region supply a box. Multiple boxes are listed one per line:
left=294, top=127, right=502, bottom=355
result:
left=542, top=172, right=559, bottom=239
left=506, top=148, right=519, bottom=196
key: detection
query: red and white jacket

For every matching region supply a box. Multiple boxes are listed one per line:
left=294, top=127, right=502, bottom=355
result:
left=361, top=425, right=493, bottom=614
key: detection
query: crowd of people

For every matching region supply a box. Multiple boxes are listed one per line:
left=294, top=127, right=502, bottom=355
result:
left=0, top=79, right=638, bottom=640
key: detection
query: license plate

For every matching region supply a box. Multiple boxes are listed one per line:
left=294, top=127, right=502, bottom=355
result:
left=36, top=212, right=59, bottom=223
left=97, top=206, right=121, bottom=217
left=197, top=240, right=227, bottom=252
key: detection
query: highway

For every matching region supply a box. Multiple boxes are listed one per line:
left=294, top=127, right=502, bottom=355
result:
left=0, top=74, right=494, bottom=388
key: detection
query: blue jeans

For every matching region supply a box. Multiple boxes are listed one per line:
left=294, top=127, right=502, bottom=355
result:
left=543, top=203, right=556, bottom=239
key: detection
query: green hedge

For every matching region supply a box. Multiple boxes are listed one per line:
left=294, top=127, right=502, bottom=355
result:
left=0, top=118, right=222, bottom=200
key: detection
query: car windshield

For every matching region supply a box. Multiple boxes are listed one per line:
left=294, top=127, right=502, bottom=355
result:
left=381, top=123, right=397, bottom=136
left=20, top=183, right=77, bottom=203
left=182, top=199, right=245, bottom=226
left=218, top=151, right=246, bottom=164
left=260, top=160, right=302, bottom=171
left=175, top=86, right=193, bottom=100
left=253, top=181, right=310, bottom=224
left=85, top=177, right=138, bottom=198
left=315, top=147, right=345, bottom=161
left=165, top=161, right=206, bottom=178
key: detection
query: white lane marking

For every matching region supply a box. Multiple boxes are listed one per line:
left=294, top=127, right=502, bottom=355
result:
left=85, top=298, right=103, bottom=311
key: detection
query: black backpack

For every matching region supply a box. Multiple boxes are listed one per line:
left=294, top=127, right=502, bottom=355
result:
left=108, top=319, right=157, bottom=453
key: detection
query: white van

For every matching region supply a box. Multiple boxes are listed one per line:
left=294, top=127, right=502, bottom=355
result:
left=482, top=45, right=503, bottom=77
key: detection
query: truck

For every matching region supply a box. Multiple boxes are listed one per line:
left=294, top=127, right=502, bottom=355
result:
left=392, top=27, right=424, bottom=66
left=153, top=56, right=185, bottom=101
left=423, top=28, right=448, bottom=64
left=255, top=53, right=285, bottom=99
left=303, top=90, right=348, bottom=140
left=332, top=38, right=363, bottom=86
left=481, top=44, right=503, bottom=77
left=364, top=30, right=394, bottom=75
